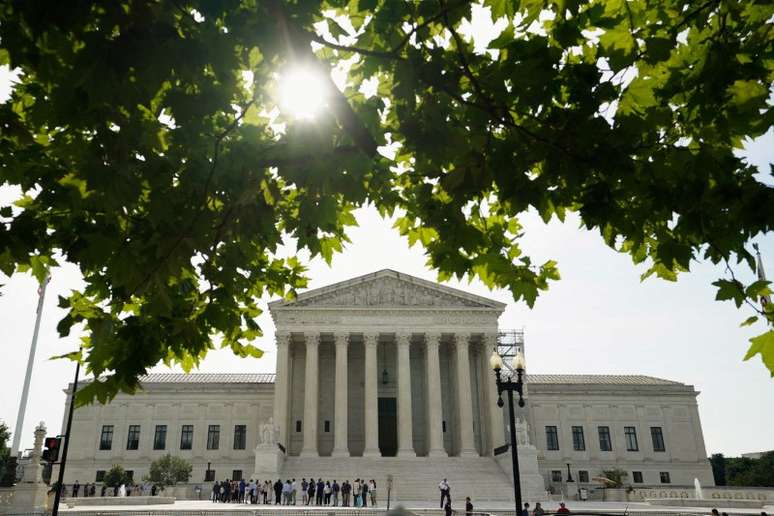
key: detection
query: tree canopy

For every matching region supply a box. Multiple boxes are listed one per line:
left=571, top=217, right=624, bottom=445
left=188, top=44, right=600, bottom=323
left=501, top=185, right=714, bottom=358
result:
left=147, top=454, right=192, bottom=486
left=0, top=0, right=772, bottom=403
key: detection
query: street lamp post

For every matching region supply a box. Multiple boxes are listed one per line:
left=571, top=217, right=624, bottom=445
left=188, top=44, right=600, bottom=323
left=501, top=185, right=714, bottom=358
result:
left=490, top=349, right=527, bottom=516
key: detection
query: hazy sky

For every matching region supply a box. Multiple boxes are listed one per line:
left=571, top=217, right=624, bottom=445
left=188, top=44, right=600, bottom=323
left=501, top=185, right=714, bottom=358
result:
left=1, top=6, right=772, bottom=457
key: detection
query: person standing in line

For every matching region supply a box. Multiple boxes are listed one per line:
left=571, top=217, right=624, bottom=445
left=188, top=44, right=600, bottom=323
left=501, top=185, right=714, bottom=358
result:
left=361, top=479, right=369, bottom=507
left=368, top=479, right=377, bottom=506
left=239, top=478, right=246, bottom=503
left=342, top=480, right=350, bottom=507
left=465, top=496, right=473, bottom=515
left=324, top=481, right=332, bottom=505
left=292, top=478, right=298, bottom=505
left=72, top=480, right=80, bottom=498
left=332, top=479, right=340, bottom=506
left=439, top=478, right=451, bottom=508
left=274, top=478, right=282, bottom=504
left=533, top=502, right=545, bottom=516
left=316, top=478, right=324, bottom=505
left=264, top=481, right=270, bottom=504
left=302, top=478, right=309, bottom=505
left=308, top=478, right=315, bottom=505
left=353, top=479, right=361, bottom=507
left=445, top=499, right=453, bottom=516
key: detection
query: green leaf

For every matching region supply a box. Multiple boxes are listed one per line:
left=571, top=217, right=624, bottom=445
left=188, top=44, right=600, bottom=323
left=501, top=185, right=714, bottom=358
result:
left=743, top=330, right=774, bottom=377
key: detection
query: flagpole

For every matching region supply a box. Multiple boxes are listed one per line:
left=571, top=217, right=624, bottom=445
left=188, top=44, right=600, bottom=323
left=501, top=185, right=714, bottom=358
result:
left=12, top=274, right=50, bottom=456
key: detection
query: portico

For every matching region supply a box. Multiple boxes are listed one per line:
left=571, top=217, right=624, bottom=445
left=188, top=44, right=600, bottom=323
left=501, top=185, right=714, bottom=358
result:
left=269, top=269, right=507, bottom=459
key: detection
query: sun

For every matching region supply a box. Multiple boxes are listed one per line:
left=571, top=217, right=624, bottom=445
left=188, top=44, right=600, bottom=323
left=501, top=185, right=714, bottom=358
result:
left=278, top=66, right=329, bottom=120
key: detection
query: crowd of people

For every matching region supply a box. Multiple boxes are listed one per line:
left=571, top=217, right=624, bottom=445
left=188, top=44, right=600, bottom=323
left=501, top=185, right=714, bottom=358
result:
left=210, top=477, right=378, bottom=506
left=56, top=480, right=161, bottom=498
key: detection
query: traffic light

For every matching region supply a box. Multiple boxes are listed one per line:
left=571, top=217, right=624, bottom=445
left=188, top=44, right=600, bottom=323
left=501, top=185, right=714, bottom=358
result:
left=42, top=436, right=61, bottom=463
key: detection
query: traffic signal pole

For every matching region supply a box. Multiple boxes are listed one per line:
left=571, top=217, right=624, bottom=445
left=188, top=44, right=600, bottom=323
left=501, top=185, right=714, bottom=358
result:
left=52, top=352, right=81, bottom=516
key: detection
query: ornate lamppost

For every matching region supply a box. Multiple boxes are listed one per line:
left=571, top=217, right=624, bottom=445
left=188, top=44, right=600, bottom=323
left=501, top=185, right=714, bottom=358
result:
left=490, top=349, right=526, bottom=516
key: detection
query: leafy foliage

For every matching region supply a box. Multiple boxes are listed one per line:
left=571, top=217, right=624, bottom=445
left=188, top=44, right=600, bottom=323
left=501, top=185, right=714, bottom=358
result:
left=0, top=0, right=772, bottom=402
left=103, top=464, right=131, bottom=487
left=711, top=452, right=774, bottom=487
left=148, top=454, right=192, bottom=486
left=0, top=421, right=11, bottom=487
left=709, top=453, right=727, bottom=486
left=601, top=468, right=629, bottom=488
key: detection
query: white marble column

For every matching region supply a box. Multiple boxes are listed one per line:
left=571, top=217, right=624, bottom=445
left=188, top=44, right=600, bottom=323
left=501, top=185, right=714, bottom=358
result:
left=485, top=333, right=506, bottom=452
left=425, top=333, right=446, bottom=457
left=396, top=333, right=415, bottom=456
left=332, top=332, right=350, bottom=457
left=300, top=333, right=319, bottom=457
left=363, top=333, right=380, bottom=457
left=273, top=332, right=292, bottom=449
left=454, top=333, right=478, bottom=457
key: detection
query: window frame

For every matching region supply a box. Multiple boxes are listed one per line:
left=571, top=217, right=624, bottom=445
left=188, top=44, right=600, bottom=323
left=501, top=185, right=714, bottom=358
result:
left=126, top=425, right=141, bottom=450
left=598, top=426, right=613, bottom=451
left=99, top=425, right=114, bottom=450
left=180, top=425, right=194, bottom=450
left=545, top=425, right=560, bottom=451
left=651, top=426, right=666, bottom=452
left=205, top=469, right=216, bottom=481
left=232, top=470, right=243, bottom=481
left=578, top=470, right=589, bottom=483
left=96, top=470, right=106, bottom=482
left=572, top=426, right=586, bottom=451
left=633, top=471, right=644, bottom=483
left=153, top=425, right=167, bottom=450
left=624, top=426, right=639, bottom=452
left=207, top=424, right=220, bottom=450
left=660, top=471, right=671, bottom=484
left=233, top=425, right=246, bottom=450
left=551, top=470, right=562, bottom=482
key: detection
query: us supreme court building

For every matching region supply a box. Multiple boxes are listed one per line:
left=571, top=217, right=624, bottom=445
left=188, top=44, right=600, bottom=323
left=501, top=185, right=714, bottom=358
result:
left=57, top=270, right=715, bottom=500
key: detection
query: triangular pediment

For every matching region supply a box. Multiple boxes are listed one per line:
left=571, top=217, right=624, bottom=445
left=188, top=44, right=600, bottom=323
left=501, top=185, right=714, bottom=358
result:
left=270, top=270, right=504, bottom=310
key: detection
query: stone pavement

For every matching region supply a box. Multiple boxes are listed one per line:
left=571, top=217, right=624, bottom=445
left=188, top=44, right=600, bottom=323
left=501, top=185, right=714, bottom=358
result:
left=57, top=499, right=774, bottom=514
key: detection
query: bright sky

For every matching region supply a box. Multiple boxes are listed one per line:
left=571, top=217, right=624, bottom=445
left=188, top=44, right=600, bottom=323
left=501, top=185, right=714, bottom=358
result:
left=1, top=5, right=773, bottom=457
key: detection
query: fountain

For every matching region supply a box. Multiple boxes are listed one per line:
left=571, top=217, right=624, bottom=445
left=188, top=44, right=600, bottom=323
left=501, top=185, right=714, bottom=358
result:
left=694, top=478, right=704, bottom=500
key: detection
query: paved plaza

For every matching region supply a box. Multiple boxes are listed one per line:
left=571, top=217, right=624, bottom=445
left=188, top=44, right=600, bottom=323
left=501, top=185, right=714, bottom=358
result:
left=56, top=499, right=774, bottom=514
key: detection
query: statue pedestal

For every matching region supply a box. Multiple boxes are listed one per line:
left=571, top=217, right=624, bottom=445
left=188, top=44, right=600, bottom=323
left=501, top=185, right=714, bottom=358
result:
left=495, top=444, right=546, bottom=502
left=9, top=482, right=50, bottom=512
left=252, top=444, right=283, bottom=478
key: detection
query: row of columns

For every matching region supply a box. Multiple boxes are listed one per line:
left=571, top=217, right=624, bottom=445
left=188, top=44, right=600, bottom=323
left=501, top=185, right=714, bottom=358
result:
left=275, top=331, right=504, bottom=457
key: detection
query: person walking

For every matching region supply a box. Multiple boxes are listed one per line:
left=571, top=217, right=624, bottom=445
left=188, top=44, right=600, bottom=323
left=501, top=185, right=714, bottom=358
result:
left=466, top=496, right=473, bottom=515
left=332, top=480, right=340, bottom=506
left=439, top=478, right=451, bottom=508
left=368, top=479, right=376, bottom=506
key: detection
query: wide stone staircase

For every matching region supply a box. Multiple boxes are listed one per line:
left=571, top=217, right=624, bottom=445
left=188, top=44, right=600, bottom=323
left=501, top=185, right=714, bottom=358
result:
left=280, top=456, right=515, bottom=503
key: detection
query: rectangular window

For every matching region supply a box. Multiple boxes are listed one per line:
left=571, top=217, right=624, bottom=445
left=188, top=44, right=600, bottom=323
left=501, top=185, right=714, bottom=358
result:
left=207, top=425, right=220, bottom=450
left=99, top=425, right=114, bottom=450
left=660, top=472, right=671, bottom=484
left=324, top=420, right=331, bottom=433
left=578, top=471, right=589, bottom=483
left=551, top=470, right=562, bottom=482
left=545, top=426, right=559, bottom=450
left=651, top=426, right=666, bottom=452
left=125, top=470, right=134, bottom=481
left=180, top=425, right=194, bottom=450
left=625, top=426, right=639, bottom=451
left=598, top=426, right=612, bottom=451
left=296, top=420, right=302, bottom=433
left=633, top=471, right=643, bottom=483
left=96, top=470, right=106, bottom=482
left=572, top=426, right=586, bottom=451
left=153, top=425, right=167, bottom=450
left=232, top=470, right=243, bottom=481
left=233, top=425, right=246, bottom=450
left=126, top=425, right=140, bottom=450
left=205, top=469, right=216, bottom=482
left=442, top=420, right=447, bottom=433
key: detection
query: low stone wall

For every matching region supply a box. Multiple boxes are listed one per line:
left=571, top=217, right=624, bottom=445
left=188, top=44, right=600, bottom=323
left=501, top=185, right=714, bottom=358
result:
left=600, top=486, right=774, bottom=504
left=65, top=496, right=175, bottom=507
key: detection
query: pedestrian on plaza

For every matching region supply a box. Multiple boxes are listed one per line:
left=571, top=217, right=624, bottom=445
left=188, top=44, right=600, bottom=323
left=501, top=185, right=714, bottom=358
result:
left=362, top=479, right=369, bottom=507
left=556, top=502, right=570, bottom=514
left=239, top=478, right=246, bottom=503
left=466, top=496, right=473, bottom=515
left=308, top=478, right=316, bottom=505
left=522, top=502, right=530, bottom=516
left=72, top=480, right=80, bottom=498
left=354, top=478, right=361, bottom=507
left=439, top=478, right=451, bottom=508
left=324, top=481, right=332, bottom=505
left=263, top=480, right=270, bottom=504
left=90, top=483, right=96, bottom=497
left=283, top=479, right=293, bottom=504
left=369, top=479, right=377, bottom=506
left=711, top=510, right=720, bottom=516
left=274, top=478, right=283, bottom=504
left=100, top=484, right=106, bottom=497
left=151, top=484, right=157, bottom=496
left=292, top=478, right=298, bottom=505
left=316, top=478, right=324, bottom=505
left=302, top=478, right=309, bottom=505
left=534, top=502, right=545, bottom=516
left=445, top=499, right=453, bottom=516
left=332, top=480, right=340, bottom=506
left=342, top=480, right=351, bottom=507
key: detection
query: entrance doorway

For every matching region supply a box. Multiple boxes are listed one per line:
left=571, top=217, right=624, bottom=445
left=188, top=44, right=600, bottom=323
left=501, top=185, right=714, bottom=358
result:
left=378, top=397, right=397, bottom=456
